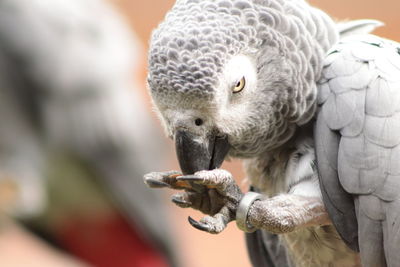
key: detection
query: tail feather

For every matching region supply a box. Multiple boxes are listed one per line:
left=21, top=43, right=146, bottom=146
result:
left=382, top=200, right=400, bottom=267
left=356, top=196, right=387, bottom=267
left=337, top=19, right=384, bottom=38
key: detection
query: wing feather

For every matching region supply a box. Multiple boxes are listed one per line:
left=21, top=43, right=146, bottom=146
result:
left=322, top=91, right=356, bottom=130
left=365, top=113, right=400, bottom=148
left=366, top=77, right=400, bottom=117
left=315, top=112, right=359, bottom=251
left=316, top=34, right=400, bottom=256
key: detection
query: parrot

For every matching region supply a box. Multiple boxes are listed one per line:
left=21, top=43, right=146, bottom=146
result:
left=144, top=0, right=400, bottom=266
left=0, top=0, right=178, bottom=265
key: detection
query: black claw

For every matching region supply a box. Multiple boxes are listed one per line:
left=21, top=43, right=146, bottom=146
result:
left=171, top=196, right=192, bottom=207
left=145, top=179, right=170, bottom=188
left=177, top=175, right=203, bottom=181
left=188, top=216, right=211, bottom=232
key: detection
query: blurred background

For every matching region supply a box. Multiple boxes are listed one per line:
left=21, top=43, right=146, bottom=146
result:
left=0, top=0, right=398, bottom=267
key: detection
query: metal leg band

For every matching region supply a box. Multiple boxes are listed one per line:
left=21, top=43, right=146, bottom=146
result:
left=236, top=192, right=262, bottom=232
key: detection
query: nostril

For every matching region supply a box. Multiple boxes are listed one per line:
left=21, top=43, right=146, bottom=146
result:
left=194, top=118, right=204, bottom=126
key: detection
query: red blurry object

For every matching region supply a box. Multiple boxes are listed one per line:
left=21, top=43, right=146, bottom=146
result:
left=56, top=213, right=168, bottom=267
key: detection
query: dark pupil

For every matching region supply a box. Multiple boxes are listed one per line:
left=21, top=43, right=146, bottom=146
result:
left=195, top=118, right=203, bottom=126
left=236, top=80, right=241, bottom=87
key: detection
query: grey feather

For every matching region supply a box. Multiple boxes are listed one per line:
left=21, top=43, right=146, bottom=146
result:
left=366, top=77, right=400, bottom=117
left=382, top=199, right=400, bottom=266
left=316, top=34, right=400, bottom=265
left=337, top=19, right=384, bottom=37
left=315, top=112, right=359, bottom=251
left=388, top=146, right=400, bottom=175
left=322, top=91, right=357, bottom=130
left=356, top=197, right=386, bottom=266
left=374, top=174, right=400, bottom=201
left=365, top=113, right=400, bottom=147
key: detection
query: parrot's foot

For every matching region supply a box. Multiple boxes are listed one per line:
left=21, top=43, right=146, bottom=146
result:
left=173, top=169, right=243, bottom=234
left=144, top=169, right=244, bottom=234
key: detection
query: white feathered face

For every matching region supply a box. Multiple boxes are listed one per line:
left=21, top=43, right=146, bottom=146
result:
left=214, top=51, right=300, bottom=158
left=157, top=53, right=260, bottom=146
left=149, top=49, right=296, bottom=165
left=211, top=54, right=271, bottom=157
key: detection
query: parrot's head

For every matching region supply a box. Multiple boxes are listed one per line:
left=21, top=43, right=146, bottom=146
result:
left=147, top=0, right=337, bottom=174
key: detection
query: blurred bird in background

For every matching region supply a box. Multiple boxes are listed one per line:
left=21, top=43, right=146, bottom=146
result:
left=0, top=0, right=179, bottom=266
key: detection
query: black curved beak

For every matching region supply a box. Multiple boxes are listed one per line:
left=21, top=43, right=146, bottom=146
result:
left=175, top=130, right=230, bottom=175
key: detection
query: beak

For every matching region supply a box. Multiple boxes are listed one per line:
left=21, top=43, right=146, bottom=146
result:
left=175, top=130, right=230, bottom=175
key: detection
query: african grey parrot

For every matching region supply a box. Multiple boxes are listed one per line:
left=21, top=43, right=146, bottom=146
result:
left=0, top=0, right=178, bottom=265
left=144, top=0, right=400, bottom=266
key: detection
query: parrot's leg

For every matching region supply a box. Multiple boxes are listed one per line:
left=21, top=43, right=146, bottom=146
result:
left=242, top=138, right=331, bottom=234
left=247, top=192, right=330, bottom=234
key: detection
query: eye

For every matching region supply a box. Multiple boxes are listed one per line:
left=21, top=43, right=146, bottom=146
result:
left=232, top=77, right=245, bottom=93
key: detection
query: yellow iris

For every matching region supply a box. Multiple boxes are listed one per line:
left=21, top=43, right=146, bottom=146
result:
left=233, top=77, right=245, bottom=93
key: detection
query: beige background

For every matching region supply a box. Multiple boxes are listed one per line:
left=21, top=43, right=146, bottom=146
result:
left=110, top=1, right=400, bottom=266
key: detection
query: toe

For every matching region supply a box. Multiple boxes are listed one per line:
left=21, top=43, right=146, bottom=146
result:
left=188, top=216, right=213, bottom=232
left=171, top=193, right=192, bottom=208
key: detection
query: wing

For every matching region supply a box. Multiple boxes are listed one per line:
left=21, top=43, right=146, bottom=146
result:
left=315, top=34, right=400, bottom=260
